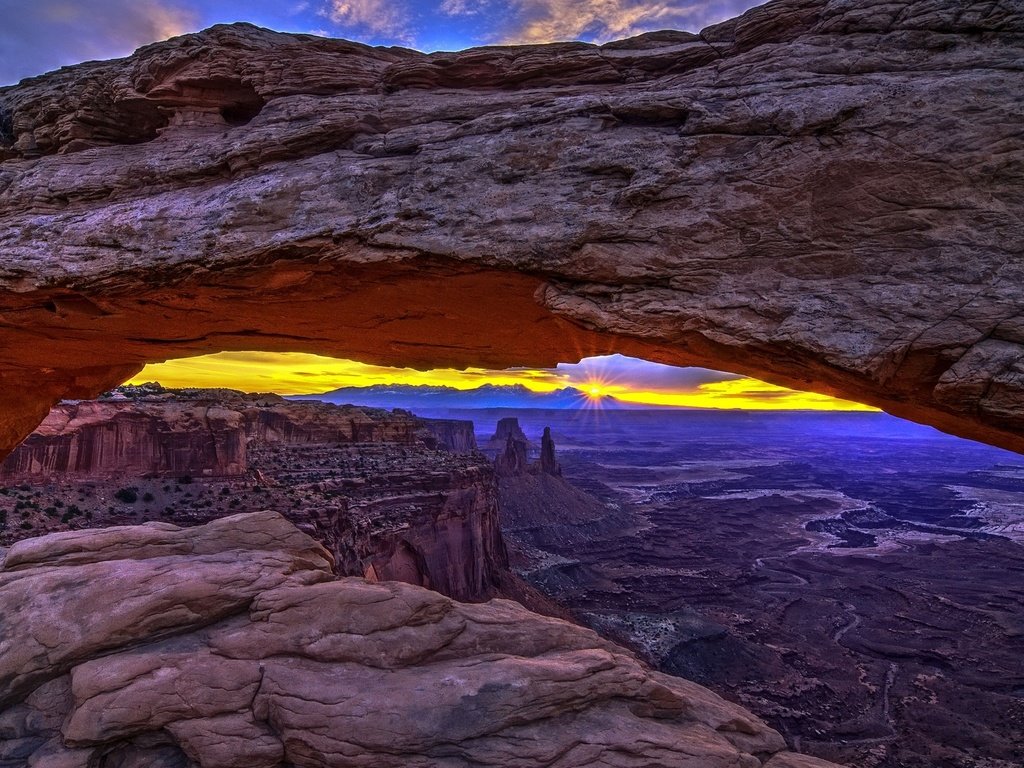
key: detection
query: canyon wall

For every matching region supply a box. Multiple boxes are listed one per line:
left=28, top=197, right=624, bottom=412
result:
left=289, top=442, right=508, bottom=602
left=0, top=389, right=498, bottom=602
left=0, top=0, right=1021, bottom=456
left=0, top=401, right=248, bottom=480
left=0, top=390, right=474, bottom=480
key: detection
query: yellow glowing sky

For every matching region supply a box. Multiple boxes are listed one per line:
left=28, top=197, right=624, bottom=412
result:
left=128, top=352, right=877, bottom=411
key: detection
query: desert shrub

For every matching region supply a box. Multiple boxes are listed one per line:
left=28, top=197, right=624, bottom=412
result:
left=114, top=487, right=138, bottom=504
left=142, top=492, right=155, bottom=503
left=19, top=521, right=32, bottom=530
left=179, top=475, right=193, bottom=485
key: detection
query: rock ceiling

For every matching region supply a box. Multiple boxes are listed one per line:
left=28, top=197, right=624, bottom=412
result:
left=0, top=0, right=1021, bottom=456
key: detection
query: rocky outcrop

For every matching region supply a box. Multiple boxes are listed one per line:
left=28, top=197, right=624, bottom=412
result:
left=539, top=426, right=562, bottom=476
left=492, top=418, right=564, bottom=478
left=418, top=416, right=477, bottom=453
left=307, top=443, right=509, bottom=602
left=495, top=435, right=531, bottom=477
left=0, top=400, right=247, bottom=480
left=0, top=511, right=842, bottom=768
left=0, top=388, right=504, bottom=602
left=0, top=0, right=1021, bottom=457
left=0, top=387, right=471, bottom=480
left=488, top=417, right=535, bottom=451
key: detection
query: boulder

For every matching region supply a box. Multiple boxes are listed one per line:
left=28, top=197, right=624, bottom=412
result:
left=0, top=511, right=844, bottom=768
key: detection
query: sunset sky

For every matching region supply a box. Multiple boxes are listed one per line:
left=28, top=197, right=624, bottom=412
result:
left=0, top=0, right=764, bottom=84
left=129, top=352, right=878, bottom=411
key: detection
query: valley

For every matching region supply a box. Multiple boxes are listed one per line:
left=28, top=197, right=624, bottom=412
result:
left=4, top=393, right=1023, bottom=767
left=455, top=409, right=1024, bottom=768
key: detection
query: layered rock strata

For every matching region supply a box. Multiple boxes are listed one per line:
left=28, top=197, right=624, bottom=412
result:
left=0, top=510, right=841, bottom=768
left=0, top=0, right=1021, bottom=457
left=0, top=387, right=474, bottom=480
left=488, top=417, right=535, bottom=451
left=0, top=388, right=499, bottom=601
left=266, top=441, right=509, bottom=601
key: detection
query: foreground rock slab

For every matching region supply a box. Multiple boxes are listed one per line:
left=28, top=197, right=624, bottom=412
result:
left=0, top=0, right=1022, bottom=457
left=0, top=511, right=842, bottom=768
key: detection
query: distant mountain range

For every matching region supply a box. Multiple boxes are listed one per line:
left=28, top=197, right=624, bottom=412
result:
left=290, top=384, right=642, bottom=411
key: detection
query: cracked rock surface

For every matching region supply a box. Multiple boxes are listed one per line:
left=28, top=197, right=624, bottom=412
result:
left=0, top=510, right=842, bottom=767
left=0, top=0, right=1021, bottom=457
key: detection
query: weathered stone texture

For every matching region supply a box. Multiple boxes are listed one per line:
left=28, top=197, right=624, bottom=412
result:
left=0, top=0, right=1020, bottom=454
left=0, top=511, right=842, bottom=768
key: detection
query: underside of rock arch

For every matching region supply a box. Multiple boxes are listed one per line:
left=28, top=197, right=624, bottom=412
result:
left=0, top=0, right=1022, bottom=457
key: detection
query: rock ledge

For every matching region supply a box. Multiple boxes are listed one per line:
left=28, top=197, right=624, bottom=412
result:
left=0, top=511, right=842, bottom=768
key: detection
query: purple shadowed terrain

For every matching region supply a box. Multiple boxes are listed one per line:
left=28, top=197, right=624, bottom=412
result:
left=417, top=407, right=1024, bottom=768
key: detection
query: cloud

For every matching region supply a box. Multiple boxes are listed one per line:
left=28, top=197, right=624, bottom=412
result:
left=500, top=0, right=762, bottom=44
left=320, top=0, right=416, bottom=44
left=0, top=0, right=199, bottom=85
left=555, top=354, right=741, bottom=393
left=438, top=0, right=487, bottom=16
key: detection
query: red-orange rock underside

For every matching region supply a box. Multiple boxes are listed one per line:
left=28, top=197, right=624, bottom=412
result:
left=0, top=0, right=1022, bottom=456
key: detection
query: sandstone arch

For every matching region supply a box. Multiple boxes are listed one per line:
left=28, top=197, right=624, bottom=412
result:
left=0, top=0, right=1022, bottom=457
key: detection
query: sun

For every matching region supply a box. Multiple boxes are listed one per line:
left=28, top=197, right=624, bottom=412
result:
left=583, top=379, right=607, bottom=400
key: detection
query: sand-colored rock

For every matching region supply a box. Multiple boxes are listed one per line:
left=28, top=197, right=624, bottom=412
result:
left=0, top=511, right=333, bottom=709
left=0, top=511, right=842, bottom=767
left=0, top=0, right=1020, bottom=456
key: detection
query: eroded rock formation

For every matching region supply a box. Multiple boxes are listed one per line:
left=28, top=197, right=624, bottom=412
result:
left=0, top=387, right=473, bottom=480
left=495, top=434, right=531, bottom=476
left=493, top=419, right=564, bottom=478
left=539, top=426, right=562, bottom=476
left=0, top=0, right=1021, bottom=456
left=0, top=510, right=841, bottom=768
left=488, top=417, right=535, bottom=451
left=0, top=388, right=501, bottom=602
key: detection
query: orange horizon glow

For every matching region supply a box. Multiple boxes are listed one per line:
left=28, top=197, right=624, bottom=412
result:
left=127, top=351, right=879, bottom=412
